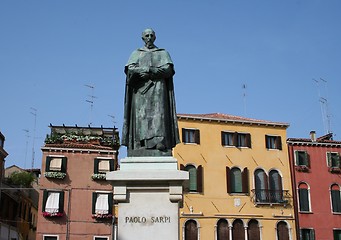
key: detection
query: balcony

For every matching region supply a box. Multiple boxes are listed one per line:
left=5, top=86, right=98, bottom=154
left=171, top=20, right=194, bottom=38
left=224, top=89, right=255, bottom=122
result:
left=251, top=189, right=290, bottom=206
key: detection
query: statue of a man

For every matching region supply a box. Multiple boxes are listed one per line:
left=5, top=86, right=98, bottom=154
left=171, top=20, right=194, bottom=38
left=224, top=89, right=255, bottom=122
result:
left=122, top=28, right=180, bottom=157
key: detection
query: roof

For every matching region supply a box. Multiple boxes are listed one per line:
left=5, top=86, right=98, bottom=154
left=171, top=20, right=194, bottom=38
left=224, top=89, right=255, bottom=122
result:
left=287, top=133, right=341, bottom=146
left=177, top=113, right=289, bottom=128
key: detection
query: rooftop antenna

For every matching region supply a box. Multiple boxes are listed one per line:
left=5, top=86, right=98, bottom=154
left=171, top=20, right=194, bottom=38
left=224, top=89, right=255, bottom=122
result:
left=85, top=84, right=97, bottom=126
left=30, top=107, right=37, bottom=170
left=22, top=129, right=30, bottom=169
left=313, top=78, right=332, bottom=134
left=242, top=83, right=247, bottom=116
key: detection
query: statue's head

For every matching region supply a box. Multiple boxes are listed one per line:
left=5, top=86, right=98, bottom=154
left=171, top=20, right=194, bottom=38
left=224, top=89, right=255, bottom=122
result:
left=142, top=28, right=156, bottom=49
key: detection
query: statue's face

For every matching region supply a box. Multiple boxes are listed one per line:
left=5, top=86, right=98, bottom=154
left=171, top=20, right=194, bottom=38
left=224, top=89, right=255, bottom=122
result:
left=142, top=30, right=156, bottom=48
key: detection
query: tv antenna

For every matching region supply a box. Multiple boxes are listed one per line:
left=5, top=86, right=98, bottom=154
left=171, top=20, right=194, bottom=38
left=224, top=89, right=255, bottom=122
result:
left=108, top=114, right=117, bottom=126
left=242, top=83, right=247, bottom=116
left=85, top=84, right=97, bottom=126
left=30, top=107, right=37, bottom=170
left=22, top=129, right=30, bottom=169
left=313, top=78, right=332, bottom=134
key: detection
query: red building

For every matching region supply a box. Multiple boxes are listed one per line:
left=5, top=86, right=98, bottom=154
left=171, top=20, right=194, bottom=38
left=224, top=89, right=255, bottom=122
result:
left=36, top=125, right=119, bottom=240
left=287, top=131, right=341, bottom=240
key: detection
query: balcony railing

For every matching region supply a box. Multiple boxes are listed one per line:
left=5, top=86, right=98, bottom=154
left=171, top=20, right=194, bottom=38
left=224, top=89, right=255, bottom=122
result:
left=251, top=189, right=290, bottom=206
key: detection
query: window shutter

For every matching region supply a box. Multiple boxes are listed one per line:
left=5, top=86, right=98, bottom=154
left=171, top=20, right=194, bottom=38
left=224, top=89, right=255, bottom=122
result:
left=195, top=130, right=200, bottom=144
left=337, top=153, right=341, bottom=168
left=110, top=159, right=115, bottom=171
left=242, top=167, right=249, bottom=194
left=246, top=134, right=251, bottom=148
left=295, top=151, right=299, bottom=165
left=265, top=135, right=269, bottom=149
left=197, top=165, right=203, bottom=193
left=92, top=192, right=97, bottom=214
left=331, top=190, right=341, bottom=212
left=226, top=167, right=230, bottom=193
left=305, top=152, right=310, bottom=168
left=311, top=229, right=315, bottom=240
left=221, top=132, right=225, bottom=146
left=61, top=157, right=67, bottom=173
left=45, top=157, right=52, bottom=172
left=182, top=128, right=186, bottom=143
left=327, top=152, right=332, bottom=167
left=276, top=136, right=282, bottom=150
left=233, top=132, right=238, bottom=147
left=299, top=189, right=309, bottom=211
left=58, top=191, right=65, bottom=213
left=42, top=190, right=48, bottom=212
left=180, top=164, right=185, bottom=170
left=94, top=158, right=99, bottom=174
left=108, top=193, right=113, bottom=214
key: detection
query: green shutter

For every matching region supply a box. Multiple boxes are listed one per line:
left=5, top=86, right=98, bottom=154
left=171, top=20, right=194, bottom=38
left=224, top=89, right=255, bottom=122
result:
left=195, top=129, right=200, bottom=144
left=295, top=151, right=299, bottom=165
left=188, top=166, right=197, bottom=192
left=242, top=168, right=249, bottom=194
left=299, top=189, right=309, bottom=212
left=246, top=134, right=251, bottom=148
left=92, top=192, right=97, bottom=214
left=181, top=128, right=186, bottom=143
left=61, top=157, right=67, bottom=173
left=108, top=193, right=113, bottom=214
left=221, top=132, right=225, bottom=146
left=276, top=136, right=282, bottom=150
left=327, top=152, right=332, bottom=167
left=45, top=156, right=52, bottom=172
left=231, top=168, right=242, bottom=193
left=233, top=132, right=238, bottom=147
left=94, top=158, right=99, bottom=174
left=58, top=191, right=65, bottom=213
left=197, top=165, right=203, bottom=193
left=226, top=167, right=230, bottom=193
left=42, top=190, right=48, bottom=212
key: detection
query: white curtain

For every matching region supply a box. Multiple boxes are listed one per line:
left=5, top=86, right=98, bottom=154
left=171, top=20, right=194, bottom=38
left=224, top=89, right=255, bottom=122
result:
left=45, top=192, right=60, bottom=213
left=95, top=194, right=109, bottom=214
left=50, top=158, right=62, bottom=171
left=98, top=160, right=110, bottom=172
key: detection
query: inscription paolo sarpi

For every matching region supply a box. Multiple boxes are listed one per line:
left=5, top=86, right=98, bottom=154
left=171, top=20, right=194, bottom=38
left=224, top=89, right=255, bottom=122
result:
left=125, top=216, right=171, bottom=224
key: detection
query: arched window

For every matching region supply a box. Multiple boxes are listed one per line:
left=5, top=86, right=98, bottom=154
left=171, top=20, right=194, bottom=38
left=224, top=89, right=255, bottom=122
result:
left=217, top=219, right=229, bottom=240
left=232, top=219, right=245, bottom=240
left=254, top=169, right=268, bottom=203
left=331, top=184, right=341, bottom=213
left=298, top=182, right=310, bottom=212
left=247, top=219, right=260, bottom=240
left=181, top=164, right=203, bottom=193
left=185, top=220, right=198, bottom=240
left=269, top=170, right=283, bottom=203
left=277, top=221, right=290, bottom=240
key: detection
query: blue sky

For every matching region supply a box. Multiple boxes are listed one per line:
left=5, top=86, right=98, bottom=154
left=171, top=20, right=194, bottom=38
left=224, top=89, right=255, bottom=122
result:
left=1, top=0, right=340, bottom=169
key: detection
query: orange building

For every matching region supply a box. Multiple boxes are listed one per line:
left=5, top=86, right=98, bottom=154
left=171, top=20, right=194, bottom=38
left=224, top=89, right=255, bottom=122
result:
left=36, top=125, right=119, bottom=240
left=174, top=113, right=297, bottom=240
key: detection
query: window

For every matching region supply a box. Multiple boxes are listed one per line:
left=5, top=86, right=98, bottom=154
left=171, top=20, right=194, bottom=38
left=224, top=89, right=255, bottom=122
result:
left=331, top=184, right=341, bottom=213
left=182, top=128, right=200, bottom=144
left=180, top=164, right=203, bottom=193
left=232, top=219, right=245, bottom=240
left=327, top=152, right=341, bottom=168
left=43, top=236, right=58, bottom=240
left=185, top=220, right=198, bottom=240
left=334, top=230, right=341, bottom=240
left=295, top=151, right=309, bottom=166
left=269, top=170, right=283, bottom=203
left=46, top=156, right=67, bottom=173
left=254, top=169, right=268, bottom=203
left=300, top=229, right=315, bottom=240
left=277, top=221, right=290, bottom=240
left=42, top=191, right=64, bottom=216
left=94, top=237, right=109, bottom=240
left=226, top=167, right=249, bottom=194
left=265, top=135, right=282, bottom=150
left=92, top=192, right=113, bottom=216
left=247, top=219, right=260, bottom=240
left=221, top=132, right=251, bottom=148
left=217, top=219, right=229, bottom=240
left=94, top=158, right=115, bottom=174
left=298, top=183, right=310, bottom=212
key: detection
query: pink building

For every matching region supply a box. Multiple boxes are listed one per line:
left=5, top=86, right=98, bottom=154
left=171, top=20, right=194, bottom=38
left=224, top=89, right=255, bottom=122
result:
left=36, top=125, right=119, bottom=240
left=287, top=132, right=341, bottom=240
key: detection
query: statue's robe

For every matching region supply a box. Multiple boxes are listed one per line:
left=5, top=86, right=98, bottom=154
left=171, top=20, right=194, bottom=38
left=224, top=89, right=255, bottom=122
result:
left=122, top=47, right=180, bottom=156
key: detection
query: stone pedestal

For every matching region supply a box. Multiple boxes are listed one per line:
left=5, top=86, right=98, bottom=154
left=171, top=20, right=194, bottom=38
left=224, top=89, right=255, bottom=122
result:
left=106, top=156, right=188, bottom=240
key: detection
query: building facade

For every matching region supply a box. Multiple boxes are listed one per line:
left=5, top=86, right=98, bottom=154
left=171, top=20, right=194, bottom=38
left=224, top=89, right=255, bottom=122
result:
left=287, top=132, right=341, bottom=240
left=36, top=125, right=119, bottom=240
left=174, top=113, right=297, bottom=240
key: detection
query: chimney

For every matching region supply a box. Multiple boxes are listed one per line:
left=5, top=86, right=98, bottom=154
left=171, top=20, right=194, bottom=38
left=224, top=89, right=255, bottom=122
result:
left=310, top=131, right=316, bottom=142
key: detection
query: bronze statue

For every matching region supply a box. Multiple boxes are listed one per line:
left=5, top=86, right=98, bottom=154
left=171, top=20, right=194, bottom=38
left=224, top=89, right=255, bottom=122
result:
left=122, top=29, right=180, bottom=157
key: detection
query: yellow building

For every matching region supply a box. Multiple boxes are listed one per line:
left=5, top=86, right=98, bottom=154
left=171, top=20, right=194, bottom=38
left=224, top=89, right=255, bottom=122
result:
left=174, top=113, right=297, bottom=240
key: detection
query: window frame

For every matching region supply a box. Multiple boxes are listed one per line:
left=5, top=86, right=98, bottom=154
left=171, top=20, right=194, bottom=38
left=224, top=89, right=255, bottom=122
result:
left=226, top=167, right=249, bottom=194
left=94, top=157, right=115, bottom=174
left=92, top=191, right=113, bottom=215
left=333, top=229, right=341, bottom=240
left=45, top=155, right=67, bottom=173
left=327, top=152, right=341, bottom=168
left=265, top=135, right=282, bottom=150
left=43, top=235, right=59, bottom=240
left=295, top=150, right=309, bottom=167
left=181, top=164, right=203, bottom=193
left=42, top=190, right=65, bottom=214
left=298, top=183, right=311, bottom=213
left=330, top=184, right=341, bottom=214
left=300, top=228, right=315, bottom=240
left=221, top=131, right=251, bottom=148
left=182, top=128, right=200, bottom=144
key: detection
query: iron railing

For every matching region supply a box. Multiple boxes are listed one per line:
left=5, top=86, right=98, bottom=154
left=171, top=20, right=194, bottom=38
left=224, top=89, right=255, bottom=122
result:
left=251, top=189, right=290, bottom=205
